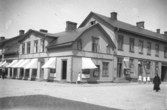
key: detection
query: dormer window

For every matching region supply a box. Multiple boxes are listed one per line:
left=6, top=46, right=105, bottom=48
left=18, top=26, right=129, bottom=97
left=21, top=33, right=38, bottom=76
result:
left=77, top=39, right=82, bottom=50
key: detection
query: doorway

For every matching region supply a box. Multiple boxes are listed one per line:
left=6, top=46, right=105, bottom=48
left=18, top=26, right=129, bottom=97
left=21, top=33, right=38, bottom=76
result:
left=117, top=58, right=123, bottom=77
left=161, top=66, right=167, bottom=82
left=62, top=60, right=67, bottom=80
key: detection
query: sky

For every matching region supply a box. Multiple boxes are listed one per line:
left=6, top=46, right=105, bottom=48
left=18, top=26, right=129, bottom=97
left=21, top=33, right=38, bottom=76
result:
left=0, top=0, right=167, bottom=38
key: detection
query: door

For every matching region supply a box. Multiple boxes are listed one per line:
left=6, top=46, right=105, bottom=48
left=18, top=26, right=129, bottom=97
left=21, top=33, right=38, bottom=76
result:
left=161, top=66, right=167, bottom=82
left=117, top=58, right=123, bottom=77
left=62, top=60, right=67, bottom=80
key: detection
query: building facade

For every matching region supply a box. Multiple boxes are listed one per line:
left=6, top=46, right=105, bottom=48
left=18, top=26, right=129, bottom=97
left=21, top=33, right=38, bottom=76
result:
left=79, top=12, right=167, bottom=82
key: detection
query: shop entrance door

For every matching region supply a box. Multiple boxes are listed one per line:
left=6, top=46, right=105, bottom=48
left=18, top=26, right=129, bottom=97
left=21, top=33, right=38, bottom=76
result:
left=161, top=66, right=167, bottom=82
left=62, top=60, right=67, bottom=80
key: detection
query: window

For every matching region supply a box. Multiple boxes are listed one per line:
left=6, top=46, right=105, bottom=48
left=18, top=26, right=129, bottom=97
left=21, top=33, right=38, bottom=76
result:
left=118, top=35, right=123, bottom=50
left=138, top=40, right=143, bottom=54
left=40, top=39, right=45, bottom=52
left=129, top=59, right=134, bottom=73
left=50, top=69, right=56, bottom=73
left=102, top=62, right=109, bottom=77
left=22, top=43, right=25, bottom=54
left=82, top=69, right=90, bottom=74
left=106, top=45, right=110, bottom=54
left=129, top=38, right=134, bottom=52
left=77, top=39, right=82, bottom=50
left=93, top=65, right=100, bottom=77
left=92, top=37, right=99, bottom=52
left=164, top=47, right=167, bottom=58
left=117, top=58, right=123, bottom=77
left=155, top=62, right=159, bottom=74
left=155, top=44, right=159, bottom=57
left=27, top=42, right=31, bottom=54
left=34, top=40, right=38, bottom=53
left=147, top=42, right=151, bottom=55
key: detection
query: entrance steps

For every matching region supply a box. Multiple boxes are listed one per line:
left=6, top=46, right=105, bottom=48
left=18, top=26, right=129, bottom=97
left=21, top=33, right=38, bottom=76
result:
left=113, top=77, right=130, bottom=83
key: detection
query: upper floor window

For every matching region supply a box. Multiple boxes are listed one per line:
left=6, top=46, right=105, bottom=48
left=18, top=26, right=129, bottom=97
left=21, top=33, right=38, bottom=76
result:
left=106, top=45, right=110, bottom=54
left=164, top=47, right=167, bottom=58
left=102, top=62, right=109, bottom=77
left=34, top=40, right=38, bottom=53
left=27, top=42, right=31, bottom=54
left=40, top=39, right=45, bottom=52
left=129, top=38, right=134, bottom=52
left=138, top=40, right=143, bottom=54
left=22, top=43, right=25, bottom=54
left=77, top=39, right=82, bottom=50
left=118, top=35, right=123, bottom=50
left=155, top=44, right=159, bottom=57
left=147, top=42, right=151, bottom=55
left=92, top=37, right=99, bottom=52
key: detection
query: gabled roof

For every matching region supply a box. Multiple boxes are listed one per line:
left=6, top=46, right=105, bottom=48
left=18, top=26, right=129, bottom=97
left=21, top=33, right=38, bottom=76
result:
left=79, top=12, right=167, bottom=42
left=18, top=29, right=58, bottom=42
left=47, top=23, right=116, bottom=49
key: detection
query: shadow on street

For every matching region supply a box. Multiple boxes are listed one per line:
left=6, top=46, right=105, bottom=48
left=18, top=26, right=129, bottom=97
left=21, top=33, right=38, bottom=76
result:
left=0, top=95, right=121, bottom=110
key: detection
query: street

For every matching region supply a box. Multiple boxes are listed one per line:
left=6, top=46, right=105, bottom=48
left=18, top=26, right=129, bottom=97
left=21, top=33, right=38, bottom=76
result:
left=0, top=79, right=166, bottom=110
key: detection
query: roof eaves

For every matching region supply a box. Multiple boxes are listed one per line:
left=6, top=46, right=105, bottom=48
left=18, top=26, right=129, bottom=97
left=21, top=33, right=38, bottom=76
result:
left=47, top=42, right=73, bottom=49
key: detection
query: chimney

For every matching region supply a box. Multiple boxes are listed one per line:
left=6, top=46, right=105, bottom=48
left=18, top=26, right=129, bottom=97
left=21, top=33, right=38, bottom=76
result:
left=19, top=30, right=25, bottom=35
left=40, top=29, right=48, bottom=33
left=164, top=31, right=167, bottom=37
left=136, top=21, right=144, bottom=28
left=66, top=21, right=77, bottom=31
left=0, top=36, right=5, bottom=40
left=110, top=12, right=117, bottom=20
left=156, top=29, right=160, bottom=34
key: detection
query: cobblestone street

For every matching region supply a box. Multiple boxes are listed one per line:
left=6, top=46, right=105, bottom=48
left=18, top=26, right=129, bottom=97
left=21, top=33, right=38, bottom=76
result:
left=0, top=79, right=166, bottom=110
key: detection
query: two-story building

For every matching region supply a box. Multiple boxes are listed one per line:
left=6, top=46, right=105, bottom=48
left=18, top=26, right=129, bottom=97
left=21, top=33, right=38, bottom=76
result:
left=3, top=21, right=116, bottom=83
left=79, top=12, right=167, bottom=82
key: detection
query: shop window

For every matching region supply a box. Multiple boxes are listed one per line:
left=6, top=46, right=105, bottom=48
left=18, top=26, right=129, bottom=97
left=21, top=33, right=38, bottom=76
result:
left=147, top=42, right=151, bottom=55
left=102, top=62, right=109, bottom=77
left=27, top=42, right=31, bottom=54
left=155, top=44, right=159, bottom=57
left=155, top=62, right=159, bottom=74
left=82, top=69, right=90, bottom=74
left=34, top=40, right=38, bottom=53
left=129, top=59, right=134, bottom=73
left=164, top=47, right=167, bottom=58
left=138, top=40, right=143, bottom=54
left=50, top=69, right=56, bottom=73
left=77, top=39, right=82, bottom=50
left=92, top=37, right=99, bottom=52
left=129, top=38, right=134, bottom=52
left=22, top=43, right=25, bottom=54
left=93, top=65, right=100, bottom=77
left=118, top=35, right=123, bottom=50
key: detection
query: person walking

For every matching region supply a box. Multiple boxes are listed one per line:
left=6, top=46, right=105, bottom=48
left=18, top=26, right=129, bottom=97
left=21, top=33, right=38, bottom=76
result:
left=153, top=73, right=161, bottom=92
left=2, top=68, right=5, bottom=80
left=76, top=72, right=81, bottom=84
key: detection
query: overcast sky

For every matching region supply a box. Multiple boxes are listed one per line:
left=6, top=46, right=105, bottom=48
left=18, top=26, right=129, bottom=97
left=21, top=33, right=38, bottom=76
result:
left=0, top=0, right=167, bottom=38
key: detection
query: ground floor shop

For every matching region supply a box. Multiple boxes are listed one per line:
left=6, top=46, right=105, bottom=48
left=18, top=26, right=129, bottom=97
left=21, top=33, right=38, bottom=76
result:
left=114, top=57, right=167, bottom=82
left=4, top=56, right=114, bottom=83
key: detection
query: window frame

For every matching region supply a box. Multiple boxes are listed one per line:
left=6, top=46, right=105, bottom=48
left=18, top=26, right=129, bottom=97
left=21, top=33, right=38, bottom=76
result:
left=102, top=62, right=109, bottom=77
left=106, top=45, right=110, bottom=54
left=138, top=40, right=144, bottom=54
left=155, top=44, right=159, bottom=57
left=34, top=40, right=38, bottom=53
left=92, top=37, right=99, bottom=52
left=118, top=35, right=124, bottom=51
left=164, top=46, right=167, bottom=58
left=40, top=39, right=45, bottom=52
left=77, top=39, right=82, bottom=50
left=129, top=59, right=134, bottom=73
left=22, top=43, right=25, bottom=54
left=147, top=42, right=151, bottom=55
left=27, top=41, right=31, bottom=54
left=129, top=38, right=135, bottom=52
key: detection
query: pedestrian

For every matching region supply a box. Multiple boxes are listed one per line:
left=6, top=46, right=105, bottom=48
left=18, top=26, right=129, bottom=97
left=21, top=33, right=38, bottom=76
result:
left=76, top=72, right=81, bottom=84
left=153, top=73, right=161, bottom=92
left=138, top=75, right=142, bottom=84
left=2, top=68, right=5, bottom=80
left=143, top=76, right=146, bottom=84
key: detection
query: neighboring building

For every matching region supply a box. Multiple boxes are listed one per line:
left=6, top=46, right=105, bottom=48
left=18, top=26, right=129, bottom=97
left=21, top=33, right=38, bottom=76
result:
left=2, top=21, right=116, bottom=83
left=79, top=12, right=167, bottom=82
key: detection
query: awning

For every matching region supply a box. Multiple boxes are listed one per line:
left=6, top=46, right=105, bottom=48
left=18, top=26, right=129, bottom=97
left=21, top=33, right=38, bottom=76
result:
left=82, top=57, right=97, bottom=69
left=11, top=59, right=24, bottom=68
left=6, top=60, right=18, bottom=68
left=17, top=59, right=31, bottom=68
left=0, top=61, right=6, bottom=67
left=2, top=62, right=9, bottom=67
left=24, top=59, right=38, bottom=69
left=42, top=58, right=56, bottom=69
